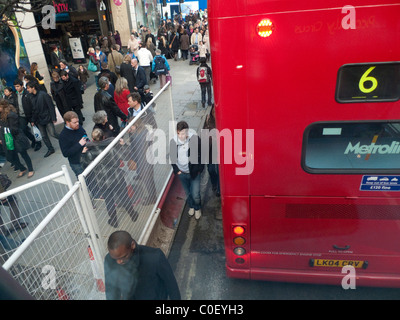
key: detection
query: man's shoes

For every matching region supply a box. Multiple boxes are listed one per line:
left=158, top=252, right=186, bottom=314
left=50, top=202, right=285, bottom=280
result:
left=195, top=209, right=202, bottom=220
left=188, top=208, right=195, bottom=217
left=44, top=149, right=55, bottom=158
left=34, top=142, right=42, bottom=151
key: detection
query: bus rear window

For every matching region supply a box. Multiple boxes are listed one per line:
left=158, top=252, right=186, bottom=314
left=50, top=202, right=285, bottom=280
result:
left=302, top=122, right=400, bottom=174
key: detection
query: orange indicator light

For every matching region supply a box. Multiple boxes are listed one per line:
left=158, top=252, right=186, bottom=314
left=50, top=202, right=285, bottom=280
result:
left=257, top=19, right=274, bottom=37
left=233, top=226, right=245, bottom=235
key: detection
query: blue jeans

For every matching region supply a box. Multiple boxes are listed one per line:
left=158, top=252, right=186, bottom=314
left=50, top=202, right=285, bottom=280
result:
left=178, top=172, right=201, bottom=210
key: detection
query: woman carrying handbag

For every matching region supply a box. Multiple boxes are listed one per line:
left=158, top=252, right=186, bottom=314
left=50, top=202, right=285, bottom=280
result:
left=0, top=100, right=34, bottom=178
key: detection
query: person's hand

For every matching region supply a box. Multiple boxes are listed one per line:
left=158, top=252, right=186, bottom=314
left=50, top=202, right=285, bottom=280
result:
left=79, top=137, right=87, bottom=146
left=82, top=146, right=88, bottom=153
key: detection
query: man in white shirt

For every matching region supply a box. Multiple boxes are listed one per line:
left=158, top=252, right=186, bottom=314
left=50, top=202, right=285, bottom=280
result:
left=136, top=43, right=154, bottom=85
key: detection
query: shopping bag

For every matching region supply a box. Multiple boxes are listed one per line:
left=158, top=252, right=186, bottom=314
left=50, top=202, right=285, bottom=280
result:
left=4, top=128, right=14, bottom=151
left=88, top=60, right=98, bottom=72
left=31, top=125, right=42, bottom=142
left=166, top=73, right=172, bottom=85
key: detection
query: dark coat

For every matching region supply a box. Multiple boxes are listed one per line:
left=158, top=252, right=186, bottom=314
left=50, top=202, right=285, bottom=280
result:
left=59, top=125, right=86, bottom=165
left=50, top=50, right=64, bottom=69
left=133, top=66, right=147, bottom=90
left=80, top=137, right=123, bottom=188
left=50, top=79, right=70, bottom=116
left=94, top=90, right=127, bottom=135
left=30, top=90, right=57, bottom=125
left=0, top=111, right=30, bottom=154
left=14, top=89, right=34, bottom=122
left=93, top=122, right=117, bottom=138
left=119, top=62, right=135, bottom=92
left=104, top=244, right=181, bottom=300
left=168, top=32, right=180, bottom=52
left=62, top=75, right=83, bottom=109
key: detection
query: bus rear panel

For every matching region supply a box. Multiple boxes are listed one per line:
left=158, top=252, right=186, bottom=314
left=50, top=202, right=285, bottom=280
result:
left=209, top=0, right=400, bottom=287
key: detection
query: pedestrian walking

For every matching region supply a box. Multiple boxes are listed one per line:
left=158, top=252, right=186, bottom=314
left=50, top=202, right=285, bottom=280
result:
left=120, top=55, right=136, bottom=92
left=59, top=111, right=87, bottom=177
left=0, top=100, right=34, bottom=178
left=26, top=81, right=59, bottom=158
left=50, top=71, right=71, bottom=118
left=104, top=230, right=181, bottom=300
left=107, top=45, right=124, bottom=75
left=152, top=49, right=170, bottom=89
left=60, top=70, right=85, bottom=125
left=180, top=30, right=190, bottom=61
left=78, top=65, right=89, bottom=91
left=170, top=121, right=204, bottom=219
left=196, top=57, right=212, bottom=108
left=13, top=79, right=40, bottom=151
left=136, top=43, right=154, bottom=85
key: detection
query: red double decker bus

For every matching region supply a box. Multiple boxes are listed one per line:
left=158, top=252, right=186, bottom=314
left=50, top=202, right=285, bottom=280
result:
left=208, top=0, right=400, bottom=287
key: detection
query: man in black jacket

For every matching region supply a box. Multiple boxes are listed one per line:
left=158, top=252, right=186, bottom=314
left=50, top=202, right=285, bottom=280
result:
left=131, top=58, right=148, bottom=99
left=104, top=230, right=181, bottom=300
left=26, top=81, right=58, bottom=158
left=13, top=79, right=41, bottom=151
left=59, top=111, right=87, bottom=177
left=60, top=71, right=85, bottom=125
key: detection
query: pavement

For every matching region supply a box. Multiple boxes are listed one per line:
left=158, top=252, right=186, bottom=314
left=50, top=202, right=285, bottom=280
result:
left=2, top=55, right=212, bottom=190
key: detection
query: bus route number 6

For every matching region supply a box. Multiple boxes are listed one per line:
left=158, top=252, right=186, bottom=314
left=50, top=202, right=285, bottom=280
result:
left=359, top=66, right=378, bottom=93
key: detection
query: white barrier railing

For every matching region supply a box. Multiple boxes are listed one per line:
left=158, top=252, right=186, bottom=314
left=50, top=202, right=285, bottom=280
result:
left=1, top=82, right=173, bottom=299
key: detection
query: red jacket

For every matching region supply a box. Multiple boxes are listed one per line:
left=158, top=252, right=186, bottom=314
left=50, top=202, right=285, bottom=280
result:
left=113, top=89, right=130, bottom=115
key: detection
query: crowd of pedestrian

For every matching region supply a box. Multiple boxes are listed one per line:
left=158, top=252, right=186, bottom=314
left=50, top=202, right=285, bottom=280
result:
left=0, top=9, right=217, bottom=300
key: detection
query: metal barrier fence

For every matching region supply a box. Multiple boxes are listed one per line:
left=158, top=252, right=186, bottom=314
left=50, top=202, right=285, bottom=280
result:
left=1, top=82, right=173, bottom=299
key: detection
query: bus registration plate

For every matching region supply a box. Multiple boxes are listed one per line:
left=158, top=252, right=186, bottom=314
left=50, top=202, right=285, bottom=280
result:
left=311, top=259, right=366, bottom=268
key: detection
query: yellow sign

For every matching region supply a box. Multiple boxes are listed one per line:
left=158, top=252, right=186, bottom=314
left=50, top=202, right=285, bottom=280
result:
left=313, top=259, right=365, bottom=268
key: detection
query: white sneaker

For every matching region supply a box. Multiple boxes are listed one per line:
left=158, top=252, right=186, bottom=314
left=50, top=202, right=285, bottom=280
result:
left=195, top=209, right=202, bottom=220
left=188, top=208, right=195, bottom=217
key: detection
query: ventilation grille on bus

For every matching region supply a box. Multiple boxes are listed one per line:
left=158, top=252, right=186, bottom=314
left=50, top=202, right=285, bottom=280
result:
left=285, top=204, right=400, bottom=220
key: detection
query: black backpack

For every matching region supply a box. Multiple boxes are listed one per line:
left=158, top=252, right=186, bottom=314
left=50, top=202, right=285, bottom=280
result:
left=154, top=56, right=166, bottom=75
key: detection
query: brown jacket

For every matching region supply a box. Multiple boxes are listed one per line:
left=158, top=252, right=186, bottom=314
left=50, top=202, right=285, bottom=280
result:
left=107, top=50, right=124, bottom=74
left=180, top=34, right=190, bottom=50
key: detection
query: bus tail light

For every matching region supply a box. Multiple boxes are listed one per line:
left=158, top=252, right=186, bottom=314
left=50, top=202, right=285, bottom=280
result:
left=233, top=247, right=246, bottom=256
left=232, top=225, right=248, bottom=265
left=257, top=19, right=275, bottom=38
left=233, top=226, right=245, bottom=235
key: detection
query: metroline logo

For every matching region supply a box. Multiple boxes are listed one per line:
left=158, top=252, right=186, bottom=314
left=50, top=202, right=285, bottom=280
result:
left=344, top=141, right=400, bottom=155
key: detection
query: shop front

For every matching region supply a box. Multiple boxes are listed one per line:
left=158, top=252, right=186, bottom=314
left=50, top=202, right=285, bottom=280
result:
left=35, top=0, right=114, bottom=64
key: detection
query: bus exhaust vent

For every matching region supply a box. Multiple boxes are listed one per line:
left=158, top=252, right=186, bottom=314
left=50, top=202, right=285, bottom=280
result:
left=285, top=204, right=400, bottom=220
